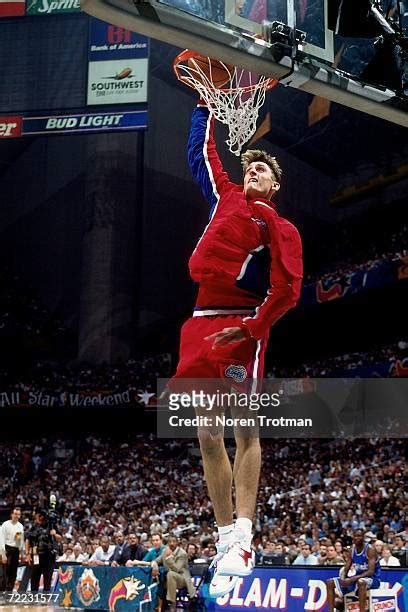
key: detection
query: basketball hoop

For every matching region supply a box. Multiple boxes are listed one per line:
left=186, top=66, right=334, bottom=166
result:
left=174, top=49, right=278, bottom=156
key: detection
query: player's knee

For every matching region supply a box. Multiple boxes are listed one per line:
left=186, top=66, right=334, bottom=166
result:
left=197, top=427, right=225, bottom=454
left=357, top=578, right=367, bottom=590
left=235, top=435, right=260, bottom=452
left=327, top=578, right=335, bottom=589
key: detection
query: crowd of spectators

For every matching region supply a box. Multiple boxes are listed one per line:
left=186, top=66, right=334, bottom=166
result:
left=0, top=354, right=172, bottom=396
left=267, top=339, right=408, bottom=378
left=304, top=223, right=408, bottom=285
left=0, top=339, right=405, bottom=405
left=0, top=268, right=68, bottom=344
left=0, top=436, right=406, bottom=569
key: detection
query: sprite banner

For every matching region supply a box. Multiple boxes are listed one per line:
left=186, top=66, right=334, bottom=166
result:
left=26, top=0, right=81, bottom=14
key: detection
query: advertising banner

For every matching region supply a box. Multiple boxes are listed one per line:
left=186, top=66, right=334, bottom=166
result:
left=58, top=565, right=157, bottom=610
left=26, top=0, right=80, bottom=14
left=202, top=567, right=406, bottom=611
left=0, top=0, right=25, bottom=17
left=22, top=110, right=148, bottom=135
left=89, top=17, right=149, bottom=61
left=87, top=17, right=149, bottom=106
left=87, top=58, right=148, bottom=105
left=301, top=259, right=405, bottom=307
left=0, top=115, right=22, bottom=137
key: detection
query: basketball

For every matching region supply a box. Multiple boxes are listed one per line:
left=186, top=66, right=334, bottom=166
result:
left=187, top=55, right=232, bottom=88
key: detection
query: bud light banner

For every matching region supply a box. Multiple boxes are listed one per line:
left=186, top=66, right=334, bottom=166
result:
left=22, top=110, right=148, bottom=135
left=202, top=567, right=406, bottom=611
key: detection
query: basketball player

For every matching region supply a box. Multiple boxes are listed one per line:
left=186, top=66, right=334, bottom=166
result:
left=169, top=101, right=303, bottom=597
left=326, top=529, right=381, bottom=611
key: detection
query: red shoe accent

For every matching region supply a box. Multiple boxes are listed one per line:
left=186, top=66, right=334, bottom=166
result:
left=239, top=548, right=253, bottom=566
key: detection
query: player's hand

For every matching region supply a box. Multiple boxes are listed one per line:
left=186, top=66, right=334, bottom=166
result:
left=205, top=326, right=247, bottom=348
left=339, top=578, right=352, bottom=587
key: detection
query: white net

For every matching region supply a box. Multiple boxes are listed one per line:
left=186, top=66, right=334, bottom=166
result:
left=175, top=55, right=275, bottom=156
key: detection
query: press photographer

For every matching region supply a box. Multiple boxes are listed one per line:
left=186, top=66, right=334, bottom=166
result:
left=25, top=497, right=62, bottom=593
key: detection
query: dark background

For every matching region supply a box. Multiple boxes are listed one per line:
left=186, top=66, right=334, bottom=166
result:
left=0, top=11, right=407, bottom=389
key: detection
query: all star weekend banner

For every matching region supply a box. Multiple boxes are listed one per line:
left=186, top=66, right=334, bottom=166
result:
left=87, top=17, right=149, bottom=106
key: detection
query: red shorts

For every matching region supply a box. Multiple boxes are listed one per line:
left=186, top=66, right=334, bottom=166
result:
left=170, top=314, right=269, bottom=393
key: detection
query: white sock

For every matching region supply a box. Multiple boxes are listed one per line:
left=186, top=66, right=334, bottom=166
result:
left=234, top=517, right=253, bottom=551
left=218, top=523, right=234, bottom=547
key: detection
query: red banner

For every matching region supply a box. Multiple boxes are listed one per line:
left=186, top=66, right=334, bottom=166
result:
left=0, top=1, right=25, bottom=17
left=0, top=115, right=22, bottom=137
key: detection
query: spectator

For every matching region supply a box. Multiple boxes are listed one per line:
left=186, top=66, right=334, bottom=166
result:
left=293, top=544, right=318, bottom=566
left=374, top=540, right=384, bottom=557
left=116, top=534, right=147, bottom=567
left=155, top=535, right=196, bottom=612
left=72, top=543, right=88, bottom=563
left=320, top=545, right=345, bottom=566
left=392, top=536, right=407, bottom=567
left=111, top=532, right=128, bottom=565
left=380, top=545, right=401, bottom=567
left=57, top=546, right=74, bottom=562
left=186, top=542, right=199, bottom=563
left=258, top=541, right=276, bottom=565
left=88, top=535, right=114, bottom=566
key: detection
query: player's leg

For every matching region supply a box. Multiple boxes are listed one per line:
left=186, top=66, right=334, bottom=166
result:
left=216, top=431, right=260, bottom=577
left=197, top=423, right=233, bottom=527
left=196, top=399, right=238, bottom=598
left=217, top=332, right=266, bottom=577
left=357, top=578, right=367, bottom=612
left=326, top=578, right=336, bottom=612
left=233, top=435, right=261, bottom=521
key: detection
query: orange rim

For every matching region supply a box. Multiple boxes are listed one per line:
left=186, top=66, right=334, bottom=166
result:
left=173, top=49, right=278, bottom=94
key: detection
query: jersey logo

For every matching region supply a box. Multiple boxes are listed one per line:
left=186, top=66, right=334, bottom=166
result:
left=225, top=364, right=247, bottom=383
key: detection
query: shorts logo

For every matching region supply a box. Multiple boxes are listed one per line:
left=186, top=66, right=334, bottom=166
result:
left=225, top=364, right=247, bottom=383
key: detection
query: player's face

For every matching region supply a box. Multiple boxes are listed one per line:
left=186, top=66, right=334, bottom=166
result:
left=243, top=161, right=280, bottom=200
left=353, top=531, right=364, bottom=547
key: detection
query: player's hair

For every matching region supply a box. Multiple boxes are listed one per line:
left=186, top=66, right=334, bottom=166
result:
left=241, top=149, right=282, bottom=183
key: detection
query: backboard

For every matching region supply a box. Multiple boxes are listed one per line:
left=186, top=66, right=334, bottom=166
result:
left=81, top=0, right=408, bottom=128
left=160, top=0, right=334, bottom=63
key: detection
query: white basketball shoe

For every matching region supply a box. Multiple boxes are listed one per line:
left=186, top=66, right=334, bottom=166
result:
left=216, top=540, right=255, bottom=577
left=208, top=544, right=239, bottom=598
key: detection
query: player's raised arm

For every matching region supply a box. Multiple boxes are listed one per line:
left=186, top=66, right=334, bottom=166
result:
left=187, top=103, right=234, bottom=218
left=242, top=217, right=303, bottom=340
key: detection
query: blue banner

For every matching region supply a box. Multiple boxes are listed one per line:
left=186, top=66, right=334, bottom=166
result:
left=22, top=110, right=148, bottom=135
left=58, top=565, right=157, bottom=610
left=89, top=17, right=149, bottom=61
left=57, top=566, right=406, bottom=611
left=301, top=259, right=406, bottom=307
left=202, top=567, right=406, bottom=611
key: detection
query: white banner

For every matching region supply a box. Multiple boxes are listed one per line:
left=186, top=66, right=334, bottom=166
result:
left=87, top=58, right=148, bottom=105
